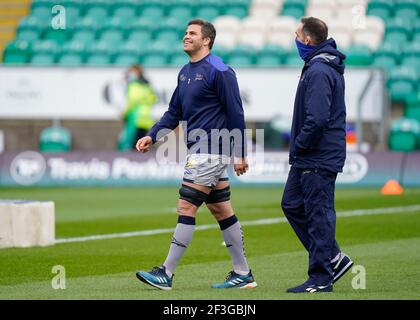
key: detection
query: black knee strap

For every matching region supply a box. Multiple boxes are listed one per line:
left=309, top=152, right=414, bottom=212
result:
left=179, top=184, right=208, bottom=207
left=205, top=186, right=231, bottom=204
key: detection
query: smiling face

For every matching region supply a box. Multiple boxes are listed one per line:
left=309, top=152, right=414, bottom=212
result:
left=183, top=24, right=210, bottom=56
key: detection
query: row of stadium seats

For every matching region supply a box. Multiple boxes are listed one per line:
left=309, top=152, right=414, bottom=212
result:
left=389, top=116, right=420, bottom=152
left=2, top=0, right=420, bottom=104
left=30, top=0, right=253, bottom=20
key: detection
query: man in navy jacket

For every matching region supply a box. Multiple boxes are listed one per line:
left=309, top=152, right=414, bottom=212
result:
left=282, top=17, right=354, bottom=293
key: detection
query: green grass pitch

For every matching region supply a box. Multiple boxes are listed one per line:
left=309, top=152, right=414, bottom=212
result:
left=0, top=186, right=419, bottom=300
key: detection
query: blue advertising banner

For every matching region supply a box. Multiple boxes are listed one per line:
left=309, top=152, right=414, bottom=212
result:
left=0, top=151, right=419, bottom=187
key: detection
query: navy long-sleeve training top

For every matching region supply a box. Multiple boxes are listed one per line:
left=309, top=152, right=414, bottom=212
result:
left=147, top=53, right=246, bottom=157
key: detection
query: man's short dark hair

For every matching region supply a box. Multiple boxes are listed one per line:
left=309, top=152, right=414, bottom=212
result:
left=301, top=17, right=328, bottom=45
left=188, top=19, right=216, bottom=49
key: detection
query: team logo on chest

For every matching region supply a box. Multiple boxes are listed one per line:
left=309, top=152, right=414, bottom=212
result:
left=194, top=73, right=204, bottom=81
left=179, top=74, right=186, bottom=82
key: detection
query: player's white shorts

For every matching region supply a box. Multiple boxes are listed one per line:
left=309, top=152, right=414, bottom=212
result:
left=183, top=153, right=229, bottom=188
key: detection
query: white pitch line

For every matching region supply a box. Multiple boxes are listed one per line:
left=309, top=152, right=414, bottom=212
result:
left=55, top=204, right=420, bottom=244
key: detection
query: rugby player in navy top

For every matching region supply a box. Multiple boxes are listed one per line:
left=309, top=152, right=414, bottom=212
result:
left=135, top=20, right=256, bottom=290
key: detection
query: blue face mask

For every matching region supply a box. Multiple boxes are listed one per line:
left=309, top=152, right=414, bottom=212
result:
left=295, top=38, right=316, bottom=61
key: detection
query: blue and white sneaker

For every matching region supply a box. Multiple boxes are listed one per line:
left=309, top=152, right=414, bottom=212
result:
left=286, top=280, right=333, bottom=293
left=211, top=270, right=257, bottom=289
left=136, top=266, right=173, bottom=291
left=332, top=252, right=354, bottom=284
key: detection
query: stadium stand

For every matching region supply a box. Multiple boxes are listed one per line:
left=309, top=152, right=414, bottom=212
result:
left=0, top=0, right=419, bottom=150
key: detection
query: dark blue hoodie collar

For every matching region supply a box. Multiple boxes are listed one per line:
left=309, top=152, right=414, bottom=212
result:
left=303, top=38, right=346, bottom=74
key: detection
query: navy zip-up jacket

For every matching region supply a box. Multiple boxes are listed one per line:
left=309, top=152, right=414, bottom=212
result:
left=289, top=38, right=347, bottom=172
left=147, top=53, right=246, bottom=157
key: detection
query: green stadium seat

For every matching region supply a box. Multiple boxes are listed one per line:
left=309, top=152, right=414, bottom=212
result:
left=367, top=0, right=393, bottom=21
left=39, top=125, right=72, bottom=153
left=196, top=7, right=221, bottom=21
left=127, top=30, right=152, bottom=43
left=212, top=46, right=231, bottom=62
left=86, top=53, right=112, bottom=66
left=388, top=66, right=418, bottom=102
left=155, top=30, right=182, bottom=43
left=61, top=40, right=88, bottom=60
left=99, top=29, right=124, bottom=44
left=256, top=55, right=282, bottom=67
left=114, top=53, right=140, bottom=66
left=42, top=29, right=71, bottom=44
left=232, top=44, right=257, bottom=62
left=228, top=55, right=254, bottom=67
left=282, top=0, right=306, bottom=11
left=167, top=7, right=194, bottom=22
left=283, top=0, right=307, bottom=6
left=31, top=0, right=53, bottom=10
left=16, top=30, right=40, bottom=42
left=388, top=118, right=420, bottom=152
left=142, top=54, right=168, bottom=67
left=159, top=17, right=186, bottom=35
left=260, top=44, right=286, bottom=57
left=401, top=56, right=420, bottom=74
left=3, top=40, right=31, bottom=64
left=139, top=0, right=166, bottom=10
left=402, top=42, right=420, bottom=58
left=85, top=6, right=109, bottom=20
left=131, top=17, right=157, bottom=34
left=87, top=41, right=117, bottom=56
left=395, top=0, right=419, bottom=20
left=30, top=52, right=55, bottom=65
left=223, top=6, right=248, bottom=19
left=256, top=45, right=286, bottom=67
left=405, top=93, right=420, bottom=123
left=119, top=40, right=148, bottom=56
left=72, top=30, right=96, bottom=44
left=84, top=0, right=110, bottom=12
left=18, top=16, right=48, bottom=33
left=285, top=53, right=303, bottom=67
left=112, top=6, right=137, bottom=20
left=169, top=53, right=188, bottom=67
left=372, top=55, right=397, bottom=72
left=345, top=45, right=372, bottom=66
left=63, top=5, right=82, bottom=21
left=167, top=0, right=197, bottom=14
left=31, top=40, right=60, bottom=56
left=384, top=18, right=412, bottom=45
left=104, top=17, right=132, bottom=37
left=58, top=53, right=83, bottom=66
left=372, top=42, right=401, bottom=72
left=78, top=16, right=101, bottom=33
left=31, top=6, right=51, bottom=20
left=146, top=41, right=172, bottom=57
left=281, top=7, right=305, bottom=20
left=140, top=6, right=165, bottom=20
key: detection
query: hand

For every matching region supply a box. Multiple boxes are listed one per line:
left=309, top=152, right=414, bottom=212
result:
left=136, top=136, right=153, bottom=152
left=234, top=157, right=249, bottom=176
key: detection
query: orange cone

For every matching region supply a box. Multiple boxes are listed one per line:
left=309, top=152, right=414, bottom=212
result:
left=381, top=179, right=404, bottom=195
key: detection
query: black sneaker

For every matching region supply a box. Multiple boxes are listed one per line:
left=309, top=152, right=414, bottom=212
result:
left=332, top=252, right=354, bottom=284
left=287, top=280, right=333, bottom=293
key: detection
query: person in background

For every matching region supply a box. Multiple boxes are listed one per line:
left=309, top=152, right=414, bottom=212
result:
left=122, top=64, right=158, bottom=150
